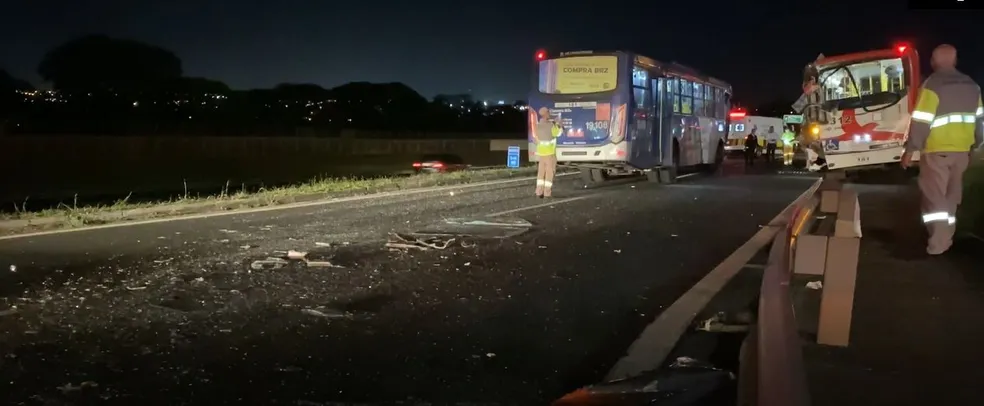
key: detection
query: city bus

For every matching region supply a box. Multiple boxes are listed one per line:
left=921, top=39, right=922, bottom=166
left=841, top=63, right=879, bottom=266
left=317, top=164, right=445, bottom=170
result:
left=793, top=44, right=921, bottom=172
left=528, top=50, right=733, bottom=183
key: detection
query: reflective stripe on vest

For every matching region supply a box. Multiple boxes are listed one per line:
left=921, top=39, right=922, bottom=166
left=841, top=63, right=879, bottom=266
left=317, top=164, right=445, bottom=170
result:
left=924, top=111, right=977, bottom=153
left=535, top=139, right=557, bottom=156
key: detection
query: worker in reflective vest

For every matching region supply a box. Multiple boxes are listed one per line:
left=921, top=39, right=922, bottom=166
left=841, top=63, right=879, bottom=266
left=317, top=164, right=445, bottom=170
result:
left=781, top=127, right=797, bottom=166
left=902, top=44, right=984, bottom=255
left=534, top=107, right=563, bottom=198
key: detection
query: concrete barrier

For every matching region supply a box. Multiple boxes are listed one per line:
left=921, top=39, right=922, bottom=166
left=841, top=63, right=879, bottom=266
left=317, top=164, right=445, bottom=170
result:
left=791, top=175, right=862, bottom=347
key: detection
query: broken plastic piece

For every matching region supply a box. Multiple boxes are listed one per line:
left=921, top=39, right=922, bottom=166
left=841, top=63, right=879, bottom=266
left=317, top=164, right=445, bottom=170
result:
left=250, top=257, right=290, bottom=270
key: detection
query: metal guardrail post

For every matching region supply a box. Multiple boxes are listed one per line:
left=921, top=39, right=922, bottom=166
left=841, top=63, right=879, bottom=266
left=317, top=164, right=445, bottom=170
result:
left=756, top=213, right=811, bottom=406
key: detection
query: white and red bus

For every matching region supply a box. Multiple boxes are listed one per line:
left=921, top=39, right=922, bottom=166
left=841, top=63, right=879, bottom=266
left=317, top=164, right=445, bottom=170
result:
left=794, top=44, right=921, bottom=171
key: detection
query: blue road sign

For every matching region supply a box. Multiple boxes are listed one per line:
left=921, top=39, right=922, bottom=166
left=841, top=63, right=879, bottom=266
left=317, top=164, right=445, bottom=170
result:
left=507, top=146, right=521, bottom=168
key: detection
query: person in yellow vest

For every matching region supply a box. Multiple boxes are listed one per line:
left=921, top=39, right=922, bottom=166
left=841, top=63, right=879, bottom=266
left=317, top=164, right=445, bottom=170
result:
left=781, top=126, right=797, bottom=165
left=534, top=107, right=563, bottom=198
left=901, top=44, right=984, bottom=255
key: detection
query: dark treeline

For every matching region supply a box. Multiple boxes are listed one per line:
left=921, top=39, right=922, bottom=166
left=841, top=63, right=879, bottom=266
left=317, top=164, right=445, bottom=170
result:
left=0, top=35, right=527, bottom=137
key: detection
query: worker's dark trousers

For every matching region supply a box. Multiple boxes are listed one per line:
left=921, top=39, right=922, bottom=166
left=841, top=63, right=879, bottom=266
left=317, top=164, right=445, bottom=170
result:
left=744, top=148, right=755, bottom=166
left=766, top=143, right=777, bottom=162
left=918, top=152, right=970, bottom=254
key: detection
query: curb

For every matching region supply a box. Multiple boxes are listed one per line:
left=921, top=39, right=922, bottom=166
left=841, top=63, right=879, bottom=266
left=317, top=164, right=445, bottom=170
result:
left=0, top=168, right=576, bottom=238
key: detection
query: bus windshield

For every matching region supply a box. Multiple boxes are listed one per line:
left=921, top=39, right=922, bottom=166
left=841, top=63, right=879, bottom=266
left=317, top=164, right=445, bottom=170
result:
left=816, top=57, right=906, bottom=110
left=538, top=55, right=619, bottom=95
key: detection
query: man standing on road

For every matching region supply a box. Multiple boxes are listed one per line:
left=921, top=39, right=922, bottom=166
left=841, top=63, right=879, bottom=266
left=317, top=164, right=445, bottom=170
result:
left=765, top=126, right=779, bottom=164
left=534, top=106, right=563, bottom=198
left=744, top=128, right=759, bottom=167
left=901, top=44, right=984, bottom=255
left=781, top=126, right=797, bottom=166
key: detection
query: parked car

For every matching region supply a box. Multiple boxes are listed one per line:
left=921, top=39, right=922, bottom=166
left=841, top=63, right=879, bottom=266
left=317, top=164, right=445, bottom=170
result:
left=411, top=154, right=468, bottom=174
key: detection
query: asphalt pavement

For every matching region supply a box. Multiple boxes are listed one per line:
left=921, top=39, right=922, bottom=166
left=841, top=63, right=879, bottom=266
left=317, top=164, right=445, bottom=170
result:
left=0, top=159, right=816, bottom=405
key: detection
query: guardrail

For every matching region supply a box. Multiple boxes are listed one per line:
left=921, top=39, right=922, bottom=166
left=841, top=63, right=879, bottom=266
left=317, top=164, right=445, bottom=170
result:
left=745, top=172, right=862, bottom=406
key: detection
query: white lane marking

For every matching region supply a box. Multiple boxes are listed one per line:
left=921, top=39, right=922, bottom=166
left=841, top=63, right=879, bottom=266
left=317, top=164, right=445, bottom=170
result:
left=676, top=172, right=700, bottom=180
left=485, top=195, right=595, bottom=217
left=0, top=173, right=578, bottom=241
left=605, top=176, right=823, bottom=381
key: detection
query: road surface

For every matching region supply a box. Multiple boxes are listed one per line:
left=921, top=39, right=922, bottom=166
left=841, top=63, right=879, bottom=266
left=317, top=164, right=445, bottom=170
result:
left=0, top=161, right=816, bottom=405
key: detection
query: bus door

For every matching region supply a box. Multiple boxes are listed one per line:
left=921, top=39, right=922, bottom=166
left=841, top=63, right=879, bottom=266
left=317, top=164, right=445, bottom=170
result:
left=630, top=66, right=655, bottom=164
left=650, top=77, right=664, bottom=160
left=658, top=76, right=677, bottom=165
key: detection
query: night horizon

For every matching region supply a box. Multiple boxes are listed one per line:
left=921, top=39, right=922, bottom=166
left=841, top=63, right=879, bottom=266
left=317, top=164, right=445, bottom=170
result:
left=5, top=1, right=982, bottom=106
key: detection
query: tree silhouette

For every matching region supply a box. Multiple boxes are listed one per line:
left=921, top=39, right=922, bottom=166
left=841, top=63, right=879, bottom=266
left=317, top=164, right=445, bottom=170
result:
left=0, top=69, right=32, bottom=91
left=37, top=34, right=183, bottom=94
left=174, top=77, right=231, bottom=95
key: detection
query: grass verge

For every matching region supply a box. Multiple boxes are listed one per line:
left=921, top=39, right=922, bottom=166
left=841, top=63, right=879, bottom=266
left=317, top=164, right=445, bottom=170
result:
left=0, top=166, right=544, bottom=236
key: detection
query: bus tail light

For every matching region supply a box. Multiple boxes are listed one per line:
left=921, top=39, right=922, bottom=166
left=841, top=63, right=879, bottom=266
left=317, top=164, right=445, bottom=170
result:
left=535, top=49, right=546, bottom=60
left=729, top=110, right=746, bottom=119
left=896, top=44, right=908, bottom=54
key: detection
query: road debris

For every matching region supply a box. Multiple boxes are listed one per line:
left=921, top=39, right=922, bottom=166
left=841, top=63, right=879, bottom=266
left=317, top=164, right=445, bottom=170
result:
left=385, top=233, right=456, bottom=251
left=57, top=381, right=98, bottom=394
left=249, top=257, right=290, bottom=271
left=301, top=308, right=353, bottom=319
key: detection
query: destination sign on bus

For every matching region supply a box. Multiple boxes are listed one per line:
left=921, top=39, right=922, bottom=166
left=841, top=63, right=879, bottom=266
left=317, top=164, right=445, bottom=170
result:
left=538, top=55, right=618, bottom=94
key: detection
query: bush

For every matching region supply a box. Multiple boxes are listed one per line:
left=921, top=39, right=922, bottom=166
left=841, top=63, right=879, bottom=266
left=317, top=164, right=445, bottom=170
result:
left=957, top=151, right=984, bottom=237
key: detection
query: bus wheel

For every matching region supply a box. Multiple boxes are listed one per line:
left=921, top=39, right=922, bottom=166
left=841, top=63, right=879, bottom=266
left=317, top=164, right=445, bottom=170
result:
left=580, top=168, right=607, bottom=183
left=709, top=141, right=725, bottom=172
left=661, top=141, right=680, bottom=183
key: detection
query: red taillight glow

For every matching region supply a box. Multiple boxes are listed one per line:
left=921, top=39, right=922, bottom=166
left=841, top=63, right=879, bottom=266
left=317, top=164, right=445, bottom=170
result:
left=412, top=162, right=422, bottom=168
left=535, top=49, right=546, bottom=60
left=729, top=110, right=746, bottom=119
left=432, top=162, right=444, bottom=168
left=897, top=45, right=907, bottom=54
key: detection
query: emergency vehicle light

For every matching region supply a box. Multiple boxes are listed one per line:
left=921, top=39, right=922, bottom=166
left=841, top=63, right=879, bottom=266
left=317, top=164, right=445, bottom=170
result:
left=896, top=44, right=908, bottom=54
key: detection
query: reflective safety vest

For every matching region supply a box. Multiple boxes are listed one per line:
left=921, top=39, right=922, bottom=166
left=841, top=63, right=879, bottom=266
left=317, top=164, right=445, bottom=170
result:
left=781, top=131, right=796, bottom=144
left=535, top=122, right=563, bottom=156
left=907, top=68, right=983, bottom=153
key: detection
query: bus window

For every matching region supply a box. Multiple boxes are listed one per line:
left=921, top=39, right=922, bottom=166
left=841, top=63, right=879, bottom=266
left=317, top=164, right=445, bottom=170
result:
left=704, top=84, right=713, bottom=118
left=679, top=79, right=692, bottom=115
left=632, top=66, right=649, bottom=110
left=632, top=66, right=648, bottom=87
left=694, top=83, right=704, bottom=116
left=537, top=55, right=619, bottom=94
left=817, top=57, right=906, bottom=109
left=667, top=77, right=680, bottom=113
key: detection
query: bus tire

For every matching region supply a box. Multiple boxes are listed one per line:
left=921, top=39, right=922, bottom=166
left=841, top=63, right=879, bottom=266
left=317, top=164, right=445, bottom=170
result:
left=580, top=168, right=607, bottom=183
left=659, top=167, right=675, bottom=183
left=709, top=141, right=725, bottom=172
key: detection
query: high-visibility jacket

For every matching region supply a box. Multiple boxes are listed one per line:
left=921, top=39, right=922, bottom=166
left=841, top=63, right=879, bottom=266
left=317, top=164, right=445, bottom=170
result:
left=534, top=120, right=563, bottom=156
left=781, top=130, right=796, bottom=144
left=906, top=68, right=984, bottom=153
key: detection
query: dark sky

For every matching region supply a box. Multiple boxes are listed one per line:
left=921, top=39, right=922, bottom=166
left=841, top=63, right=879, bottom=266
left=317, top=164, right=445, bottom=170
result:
left=2, top=1, right=980, bottom=106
